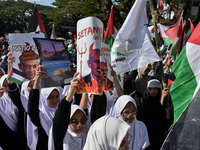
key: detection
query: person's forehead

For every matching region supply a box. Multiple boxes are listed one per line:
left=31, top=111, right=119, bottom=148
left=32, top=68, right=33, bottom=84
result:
left=22, top=59, right=39, bottom=64
left=149, top=87, right=158, bottom=89
left=101, top=63, right=107, bottom=68
left=91, top=55, right=100, bottom=61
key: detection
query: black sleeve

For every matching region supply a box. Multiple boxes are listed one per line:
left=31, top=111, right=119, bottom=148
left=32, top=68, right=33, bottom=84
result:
left=73, top=93, right=82, bottom=105
left=27, top=89, right=40, bottom=126
left=8, top=83, right=24, bottom=112
left=0, top=55, right=7, bottom=71
left=53, top=98, right=72, bottom=150
left=126, top=70, right=138, bottom=81
left=90, top=92, right=107, bottom=124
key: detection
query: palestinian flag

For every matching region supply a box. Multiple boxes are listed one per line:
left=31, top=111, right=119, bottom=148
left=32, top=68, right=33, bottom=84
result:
left=170, top=21, right=200, bottom=124
left=72, top=33, right=77, bottom=46
left=50, top=24, right=56, bottom=39
left=176, top=20, right=185, bottom=53
left=170, top=18, right=184, bottom=60
left=190, top=19, right=194, bottom=33
left=161, top=84, right=200, bottom=149
left=159, top=11, right=183, bottom=46
left=182, top=19, right=195, bottom=47
left=27, top=3, right=47, bottom=38
left=7, top=68, right=26, bottom=85
left=103, top=6, right=118, bottom=49
left=160, top=44, right=167, bottom=54
left=158, top=0, right=163, bottom=13
left=148, top=23, right=159, bottom=38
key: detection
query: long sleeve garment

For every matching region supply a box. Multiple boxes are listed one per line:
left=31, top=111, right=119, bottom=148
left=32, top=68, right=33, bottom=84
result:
left=28, top=89, right=48, bottom=150
left=52, top=99, right=71, bottom=150
left=8, top=83, right=28, bottom=150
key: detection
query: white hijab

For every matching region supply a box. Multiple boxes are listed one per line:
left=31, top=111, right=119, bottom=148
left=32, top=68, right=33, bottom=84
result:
left=21, top=80, right=33, bottom=112
left=20, top=80, right=42, bottom=150
left=111, top=95, right=149, bottom=150
left=48, top=104, right=88, bottom=150
left=0, top=68, right=5, bottom=76
left=83, top=115, right=130, bottom=150
left=0, top=75, right=18, bottom=132
left=39, top=86, right=64, bottom=136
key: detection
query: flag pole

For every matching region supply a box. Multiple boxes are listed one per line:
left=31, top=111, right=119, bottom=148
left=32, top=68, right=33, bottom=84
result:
left=149, top=0, right=166, bottom=88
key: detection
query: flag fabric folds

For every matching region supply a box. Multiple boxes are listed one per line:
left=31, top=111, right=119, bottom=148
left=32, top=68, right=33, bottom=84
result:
left=158, top=0, right=163, bottom=13
left=159, top=11, right=183, bottom=46
left=182, top=19, right=195, bottom=47
left=170, top=21, right=200, bottom=124
left=190, top=19, right=194, bottom=33
left=111, top=0, right=160, bottom=74
left=104, top=6, right=118, bottom=49
left=27, top=3, right=47, bottom=37
left=170, top=18, right=184, bottom=60
left=50, top=24, right=56, bottom=39
left=161, top=84, right=200, bottom=150
left=7, top=68, right=26, bottom=85
left=148, top=23, right=159, bottom=38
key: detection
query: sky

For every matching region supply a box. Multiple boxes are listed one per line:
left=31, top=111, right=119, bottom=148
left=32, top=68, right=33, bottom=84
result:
left=27, top=0, right=55, bottom=7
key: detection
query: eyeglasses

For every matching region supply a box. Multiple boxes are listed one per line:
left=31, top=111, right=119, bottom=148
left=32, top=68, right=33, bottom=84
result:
left=119, top=133, right=132, bottom=150
left=70, top=117, right=87, bottom=125
left=122, top=111, right=137, bottom=119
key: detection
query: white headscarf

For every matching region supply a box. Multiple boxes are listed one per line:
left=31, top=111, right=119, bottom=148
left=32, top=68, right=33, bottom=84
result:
left=83, top=115, right=130, bottom=150
left=0, top=75, right=18, bottom=132
left=39, top=86, right=64, bottom=136
left=111, top=95, right=149, bottom=150
left=48, top=104, right=88, bottom=150
left=20, top=80, right=42, bottom=150
left=27, top=115, right=38, bottom=150
left=21, top=80, right=32, bottom=112
left=62, top=85, right=71, bottom=96
left=0, top=68, right=5, bottom=76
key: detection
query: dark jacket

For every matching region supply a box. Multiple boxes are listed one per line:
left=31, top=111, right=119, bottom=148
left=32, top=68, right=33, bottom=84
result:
left=28, top=89, right=48, bottom=150
left=8, top=83, right=28, bottom=150
left=143, top=92, right=166, bottom=150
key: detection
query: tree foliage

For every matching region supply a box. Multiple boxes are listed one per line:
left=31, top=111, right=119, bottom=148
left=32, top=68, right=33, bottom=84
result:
left=0, top=0, right=54, bottom=36
left=0, top=0, right=198, bottom=38
left=51, top=0, right=137, bottom=30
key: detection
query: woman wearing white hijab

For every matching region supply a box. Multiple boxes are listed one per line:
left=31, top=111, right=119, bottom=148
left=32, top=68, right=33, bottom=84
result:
left=7, top=50, right=29, bottom=149
left=48, top=105, right=88, bottom=150
left=111, top=95, right=149, bottom=150
left=83, top=115, right=131, bottom=150
left=0, top=75, right=18, bottom=149
left=28, top=65, right=64, bottom=150
left=48, top=72, right=89, bottom=150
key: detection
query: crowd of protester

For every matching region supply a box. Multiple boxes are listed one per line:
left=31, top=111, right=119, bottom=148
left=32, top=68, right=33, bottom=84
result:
left=0, top=37, right=175, bottom=150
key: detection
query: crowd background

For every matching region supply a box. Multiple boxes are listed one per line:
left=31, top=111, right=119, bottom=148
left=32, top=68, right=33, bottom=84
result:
left=0, top=0, right=200, bottom=150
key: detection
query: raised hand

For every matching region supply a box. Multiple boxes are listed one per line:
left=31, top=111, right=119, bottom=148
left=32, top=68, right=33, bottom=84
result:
left=7, top=51, right=15, bottom=84
left=33, top=65, right=47, bottom=89
left=65, top=72, right=82, bottom=102
left=7, top=51, right=15, bottom=70
left=160, top=88, right=169, bottom=105
left=69, top=72, right=81, bottom=95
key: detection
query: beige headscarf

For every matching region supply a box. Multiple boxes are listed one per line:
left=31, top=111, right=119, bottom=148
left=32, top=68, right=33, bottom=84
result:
left=135, top=66, right=149, bottom=97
